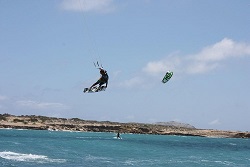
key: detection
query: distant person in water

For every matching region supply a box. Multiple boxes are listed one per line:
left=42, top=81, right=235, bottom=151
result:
left=117, top=132, right=121, bottom=139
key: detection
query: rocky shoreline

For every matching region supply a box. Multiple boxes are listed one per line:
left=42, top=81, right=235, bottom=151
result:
left=0, top=114, right=249, bottom=138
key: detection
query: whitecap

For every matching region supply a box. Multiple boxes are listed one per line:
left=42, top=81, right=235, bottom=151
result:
left=85, top=154, right=112, bottom=162
left=0, top=151, right=66, bottom=163
left=123, top=158, right=158, bottom=166
left=113, top=137, right=122, bottom=139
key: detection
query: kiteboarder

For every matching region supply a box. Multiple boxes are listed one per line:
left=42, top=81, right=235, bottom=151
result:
left=117, top=132, right=121, bottom=139
left=89, top=68, right=109, bottom=90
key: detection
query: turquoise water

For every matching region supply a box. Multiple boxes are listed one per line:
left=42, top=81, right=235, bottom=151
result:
left=0, top=129, right=249, bottom=167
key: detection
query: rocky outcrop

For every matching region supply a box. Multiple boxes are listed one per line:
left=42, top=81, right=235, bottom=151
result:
left=155, top=121, right=195, bottom=129
left=0, top=113, right=249, bottom=138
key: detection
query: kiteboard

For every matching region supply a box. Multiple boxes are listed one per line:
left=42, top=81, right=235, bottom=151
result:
left=162, top=71, right=173, bottom=83
left=113, top=136, right=122, bottom=140
left=83, top=85, right=106, bottom=93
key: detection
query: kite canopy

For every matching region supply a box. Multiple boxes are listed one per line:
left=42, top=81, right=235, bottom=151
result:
left=162, top=71, right=173, bottom=83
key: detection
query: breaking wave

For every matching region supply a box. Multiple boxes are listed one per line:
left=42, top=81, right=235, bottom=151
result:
left=0, top=151, right=66, bottom=163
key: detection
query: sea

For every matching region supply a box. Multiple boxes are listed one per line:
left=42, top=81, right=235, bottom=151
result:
left=0, top=129, right=249, bottom=167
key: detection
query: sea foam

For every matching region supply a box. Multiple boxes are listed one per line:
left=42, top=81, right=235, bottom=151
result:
left=0, top=151, right=66, bottom=163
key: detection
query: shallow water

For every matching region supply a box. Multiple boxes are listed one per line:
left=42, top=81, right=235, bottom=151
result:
left=0, top=129, right=249, bottom=166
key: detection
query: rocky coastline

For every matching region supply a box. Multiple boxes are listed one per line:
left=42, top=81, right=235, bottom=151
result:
left=0, top=114, right=249, bottom=138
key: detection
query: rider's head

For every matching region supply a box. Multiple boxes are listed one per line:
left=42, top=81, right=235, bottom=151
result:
left=100, top=69, right=105, bottom=74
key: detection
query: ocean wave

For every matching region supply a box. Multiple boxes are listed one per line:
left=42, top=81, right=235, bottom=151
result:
left=124, top=159, right=157, bottom=166
left=85, top=154, right=112, bottom=161
left=0, top=151, right=66, bottom=163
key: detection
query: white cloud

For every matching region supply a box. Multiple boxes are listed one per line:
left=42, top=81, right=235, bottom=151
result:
left=143, top=55, right=181, bottom=76
left=16, top=100, right=69, bottom=110
left=119, top=77, right=144, bottom=88
left=209, top=119, right=221, bottom=125
left=143, top=38, right=250, bottom=76
left=194, top=38, right=250, bottom=62
left=0, top=95, right=8, bottom=101
left=60, top=0, right=115, bottom=13
left=118, top=38, right=250, bottom=89
left=186, top=61, right=219, bottom=74
left=187, top=38, right=250, bottom=74
left=112, top=70, right=121, bottom=78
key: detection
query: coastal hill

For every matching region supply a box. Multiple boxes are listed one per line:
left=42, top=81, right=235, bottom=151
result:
left=0, top=113, right=249, bottom=138
left=155, top=121, right=195, bottom=129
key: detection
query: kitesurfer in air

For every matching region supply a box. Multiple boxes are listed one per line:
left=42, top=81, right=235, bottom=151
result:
left=89, top=68, right=109, bottom=90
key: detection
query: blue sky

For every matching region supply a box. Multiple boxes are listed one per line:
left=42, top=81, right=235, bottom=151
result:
left=0, top=0, right=250, bottom=131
